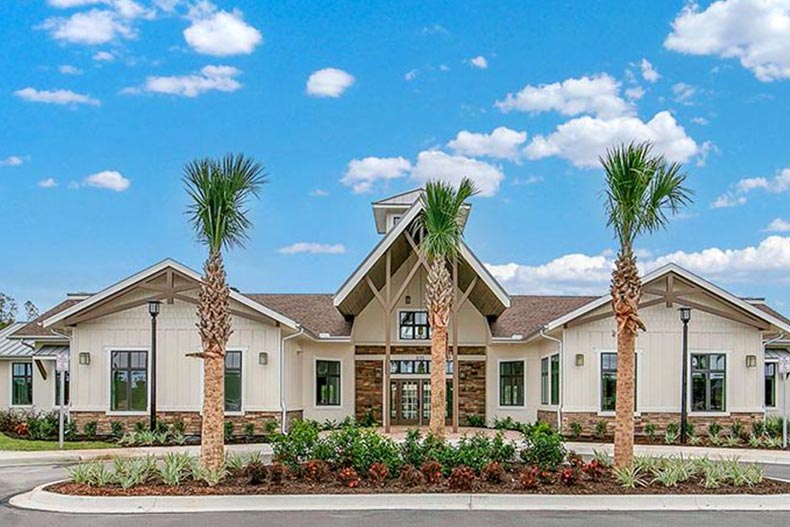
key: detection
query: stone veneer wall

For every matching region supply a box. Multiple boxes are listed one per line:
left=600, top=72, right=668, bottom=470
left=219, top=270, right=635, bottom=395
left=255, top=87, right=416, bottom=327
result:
left=458, top=360, right=485, bottom=420
left=355, top=360, right=384, bottom=423
left=534, top=411, right=763, bottom=435
left=69, top=410, right=303, bottom=437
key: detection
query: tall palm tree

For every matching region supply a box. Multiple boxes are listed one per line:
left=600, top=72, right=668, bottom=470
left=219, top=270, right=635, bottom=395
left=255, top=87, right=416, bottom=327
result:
left=600, top=141, right=692, bottom=468
left=184, top=153, right=266, bottom=470
left=414, top=178, right=478, bottom=439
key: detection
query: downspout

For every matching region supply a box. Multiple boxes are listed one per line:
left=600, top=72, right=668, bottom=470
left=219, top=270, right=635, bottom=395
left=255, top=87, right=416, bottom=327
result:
left=762, top=332, right=785, bottom=424
left=539, top=327, right=564, bottom=433
left=279, top=326, right=304, bottom=433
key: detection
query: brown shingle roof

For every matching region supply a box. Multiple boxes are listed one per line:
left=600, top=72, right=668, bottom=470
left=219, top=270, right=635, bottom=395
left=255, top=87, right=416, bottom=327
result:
left=490, top=295, right=598, bottom=338
left=10, top=298, right=82, bottom=338
left=246, top=294, right=352, bottom=337
left=751, top=302, right=790, bottom=327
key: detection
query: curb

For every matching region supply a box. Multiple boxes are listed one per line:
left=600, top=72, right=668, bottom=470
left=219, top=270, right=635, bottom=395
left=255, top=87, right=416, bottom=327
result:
left=11, top=483, right=790, bottom=513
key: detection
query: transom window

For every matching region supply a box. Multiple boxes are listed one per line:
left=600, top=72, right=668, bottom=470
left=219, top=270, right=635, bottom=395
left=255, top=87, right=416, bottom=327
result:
left=111, top=350, right=148, bottom=412
left=390, top=359, right=453, bottom=375
left=11, top=362, right=33, bottom=406
left=399, top=310, right=431, bottom=340
left=499, top=361, right=524, bottom=407
left=691, top=353, right=726, bottom=412
left=316, top=360, right=341, bottom=406
left=765, top=362, right=777, bottom=408
left=600, top=352, right=638, bottom=412
left=225, top=350, right=242, bottom=412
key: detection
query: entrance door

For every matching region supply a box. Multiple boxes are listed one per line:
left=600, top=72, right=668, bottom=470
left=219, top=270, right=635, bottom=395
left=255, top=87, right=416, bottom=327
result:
left=390, top=379, right=453, bottom=426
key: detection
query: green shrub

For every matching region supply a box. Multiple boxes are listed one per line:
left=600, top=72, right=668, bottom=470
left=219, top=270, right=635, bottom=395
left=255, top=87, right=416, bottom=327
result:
left=357, top=410, right=378, bottom=428
left=271, top=419, right=320, bottom=468
left=465, top=415, right=486, bottom=428
left=110, top=421, right=125, bottom=440
left=752, top=420, right=766, bottom=437
left=64, top=419, right=77, bottom=441
left=520, top=422, right=566, bottom=471
left=27, top=412, right=58, bottom=440
left=594, top=420, right=607, bottom=439
left=708, top=422, right=722, bottom=438
left=83, top=421, right=98, bottom=439
left=643, top=422, right=656, bottom=442
left=171, top=419, right=186, bottom=436
left=492, top=416, right=528, bottom=432
left=568, top=421, right=582, bottom=439
left=224, top=421, right=234, bottom=441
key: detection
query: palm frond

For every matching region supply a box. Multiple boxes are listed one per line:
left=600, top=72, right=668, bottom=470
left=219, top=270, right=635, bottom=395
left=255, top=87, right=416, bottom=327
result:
left=414, top=178, right=478, bottom=261
left=600, top=141, right=693, bottom=249
left=183, top=153, right=267, bottom=253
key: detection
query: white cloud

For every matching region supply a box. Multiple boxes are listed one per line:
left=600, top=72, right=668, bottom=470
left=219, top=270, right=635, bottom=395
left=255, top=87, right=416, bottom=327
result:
left=713, top=167, right=790, bottom=207
left=672, top=82, right=698, bottom=104
left=83, top=170, right=130, bottom=191
left=58, top=64, right=83, bottom=75
left=696, top=140, right=718, bottom=167
left=488, top=236, right=790, bottom=294
left=410, top=150, right=504, bottom=197
left=183, top=3, right=262, bottom=56
left=711, top=193, right=747, bottom=208
left=277, top=242, right=345, bottom=255
left=624, top=85, right=645, bottom=101
left=92, top=50, right=115, bottom=61
left=640, top=58, right=660, bottom=83
left=495, top=74, right=633, bottom=119
left=124, top=65, right=242, bottom=97
left=0, top=156, right=24, bottom=167
left=14, top=87, right=100, bottom=106
left=48, top=0, right=106, bottom=7
left=37, top=178, right=57, bottom=188
left=524, top=111, right=699, bottom=168
left=447, top=127, right=527, bottom=162
left=40, top=8, right=134, bottom=45
left=341, top=157, right=411, bottom=194
left=765, top=218, right=790, bottom=232
left=665, top=0, right=790, bottom=81
left=691, top=116, right=709, bottom=125
left=306, top=68, right=355, bottom=98
left=310, top=189, right=329, bottom=197
left=469, top=56, right=488, bottom=69
left=511, top=175, right=543, bottom=186
left=404, top=69, right=418, bottom=81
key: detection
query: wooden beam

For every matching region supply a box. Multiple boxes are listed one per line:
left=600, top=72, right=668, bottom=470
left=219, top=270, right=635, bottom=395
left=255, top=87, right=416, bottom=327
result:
left=453, top=276, right=478, bottom=314
left=366, top=276, right=387, bottom=308
left=404, top=230, right=430, bottom=271
left=34, top=359, right=47, bottom=381
left=666, top=275, right=675, bottom=308
left=677, top=297, right=768, bottom=330
left=566, top=298, right=665, bottom=328
left=389, top=256, right=423, bottom=312
left=68, top=293, right=168, bottom=325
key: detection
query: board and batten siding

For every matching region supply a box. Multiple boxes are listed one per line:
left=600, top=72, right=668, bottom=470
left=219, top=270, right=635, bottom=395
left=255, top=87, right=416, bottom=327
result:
left=298, top=340, right=355, bottom=422
left=563, top=301, right=764, bottom=415
left=70, top=297, right=283, bottom=414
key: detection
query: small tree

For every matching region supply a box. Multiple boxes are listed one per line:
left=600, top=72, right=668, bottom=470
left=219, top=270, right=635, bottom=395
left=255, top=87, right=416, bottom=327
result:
left=24, top=300, right=39, bottom=321
left=0, top=293, right=17, bottom=329
left=600, top=141, right=692, bottom=468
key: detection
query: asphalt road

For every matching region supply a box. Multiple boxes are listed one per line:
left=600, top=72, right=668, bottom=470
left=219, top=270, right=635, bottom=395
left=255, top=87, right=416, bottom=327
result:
left=2, top=463, right=790, bottom=526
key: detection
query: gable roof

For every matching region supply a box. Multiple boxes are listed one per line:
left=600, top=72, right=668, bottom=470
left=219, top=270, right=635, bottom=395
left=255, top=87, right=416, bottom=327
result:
left=0, top=323, right=35, bottom=357
left=245, top=294, right=352, bottom=337
left=11, top=298, right=82, bottom=339
left=43, top=259, right=299, bottom=331
left=490, top=295, right=598, bottom=339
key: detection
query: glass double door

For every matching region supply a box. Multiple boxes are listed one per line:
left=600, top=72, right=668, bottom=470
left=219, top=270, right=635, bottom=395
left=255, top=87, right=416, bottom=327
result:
left=390, top=379, right=453, bottom=426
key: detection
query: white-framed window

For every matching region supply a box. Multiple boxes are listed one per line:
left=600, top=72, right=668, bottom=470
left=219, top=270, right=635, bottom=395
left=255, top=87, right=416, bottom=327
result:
left=224, top=350, right=243, bottom=413
left=110, top=350, right=148, bottom=412
left=690, top=352, right=726, bottom=412
left=765, top=361, right=777, bottom=408
left=399, top=310, right=431, bottom=341
left=540, top=354, right=559, bottom=406
left=11, top=362, right=33, bottom=406
left=316, top=359, right=341, bottom=406
left=387, top=214, right=403, bottom=232
left=499, top=360, right=525, bottom=407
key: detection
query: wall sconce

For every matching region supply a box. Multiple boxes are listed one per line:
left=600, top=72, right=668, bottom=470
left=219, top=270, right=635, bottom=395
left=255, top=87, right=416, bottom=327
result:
left=79, top=352, right=91, bottom=366
left=575, top=354, right=585, bottom=367
left=405, top=295, right=411, bottom=305
left=258, top=352, right=269, bottom=365
left=746, top=354, right=757, bottom=368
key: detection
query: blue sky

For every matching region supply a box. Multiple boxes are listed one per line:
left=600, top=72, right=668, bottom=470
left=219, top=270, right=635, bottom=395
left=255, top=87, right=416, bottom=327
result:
left=3, top=0, right=790, bottom=315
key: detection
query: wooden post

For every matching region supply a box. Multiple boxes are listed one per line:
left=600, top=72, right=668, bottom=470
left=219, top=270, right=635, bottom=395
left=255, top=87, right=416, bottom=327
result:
left=452, top=258, right=459, bottom=433
left=384, top=250, right=392, bottom=433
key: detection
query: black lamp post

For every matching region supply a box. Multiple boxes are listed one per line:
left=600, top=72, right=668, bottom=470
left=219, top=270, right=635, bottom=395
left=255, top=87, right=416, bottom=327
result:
left=148, top=301, right=161, bottom=432
left=679, top=307, right=691, bottom=444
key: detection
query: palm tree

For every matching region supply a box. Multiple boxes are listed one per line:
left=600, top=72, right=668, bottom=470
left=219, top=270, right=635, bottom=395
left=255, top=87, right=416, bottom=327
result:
left=184, top=153, right=266, bottom=470
left=414, top=178, right=478, bottom=439
left=600, top=141, right=692, bottom=468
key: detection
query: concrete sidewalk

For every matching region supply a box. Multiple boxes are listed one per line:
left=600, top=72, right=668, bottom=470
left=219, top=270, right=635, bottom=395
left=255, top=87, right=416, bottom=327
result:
left=566, top=441, right=790, bottom=465
left=0, top=443, right=274, bottom=467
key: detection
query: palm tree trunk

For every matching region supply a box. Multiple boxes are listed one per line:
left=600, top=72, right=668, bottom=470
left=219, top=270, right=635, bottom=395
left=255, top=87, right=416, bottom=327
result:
left=611, top=246, right=645, bottom=469
left=198, top=250, right=232, bottom=470
left=426, top=258, right=452, bottom=440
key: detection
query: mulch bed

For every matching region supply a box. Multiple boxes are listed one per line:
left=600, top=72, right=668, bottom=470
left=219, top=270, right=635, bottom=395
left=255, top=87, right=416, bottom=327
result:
left=568, top=436, right=780, bottom=450
left=48, top=473, right=790, bottom=497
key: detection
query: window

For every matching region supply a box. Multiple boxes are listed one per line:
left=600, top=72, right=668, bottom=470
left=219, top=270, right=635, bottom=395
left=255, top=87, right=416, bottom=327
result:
left=691, top=353, right=726, bottom=412
left=225, top=351, right=242, bottom=412
left=55, top=370, right=70, bottom=406
left=111, top=350, right=148, bottom=412
left=11, top=362, right=33, bottom=406
left=399, top=310, right=431, bottom=340
left=599, top=352, right=638, bottom=412
left=550, top=354, right=560, bottom=405
left=389, top=359, right=452, bottom=375
left=765, top=362, right=777, bottom=408
left=316, top=360, right=341, bottom=406
left=499, top=361, right=524, bottom=406
left=540, top=357, right=549, bottom=405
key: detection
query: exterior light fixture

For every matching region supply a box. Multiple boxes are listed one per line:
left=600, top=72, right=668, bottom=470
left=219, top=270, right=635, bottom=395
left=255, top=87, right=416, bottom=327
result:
left=148, top=300, right=161, bottom=432
left=746, top=355, right=757, bottom=368
left=258, top=352, right=269, bottom=365
left=148, top=300, right=161, bottom=317
left=679, top=307, right=692, bottom=444
left=679, top=307, right=691, bottom=323
left=78, top=352, right=91, bottom=365
left=575, top=353, right=585, bottom=367
left=405, top=295, right=411, bottom=305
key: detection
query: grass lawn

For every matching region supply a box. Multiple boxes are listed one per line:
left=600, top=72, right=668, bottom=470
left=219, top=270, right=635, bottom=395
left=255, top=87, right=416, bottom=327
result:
left=0, top=432, right=116, bottom=451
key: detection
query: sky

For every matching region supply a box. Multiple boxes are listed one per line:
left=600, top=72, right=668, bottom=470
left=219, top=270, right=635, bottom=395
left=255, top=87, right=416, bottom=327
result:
left=3, top=0, right=790, bottom=316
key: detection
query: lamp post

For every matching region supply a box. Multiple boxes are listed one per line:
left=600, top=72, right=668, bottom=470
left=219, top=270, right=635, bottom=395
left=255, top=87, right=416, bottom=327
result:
left=679, top=307, right=691, bottom=444
left=148, top=301, right=161, bottom=432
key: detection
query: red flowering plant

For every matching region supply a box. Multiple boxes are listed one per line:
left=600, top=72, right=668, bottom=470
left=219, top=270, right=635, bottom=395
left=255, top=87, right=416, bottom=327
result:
left=338, top=467, right=360, bottom=488
left=368, top=462, right=389, bottom=485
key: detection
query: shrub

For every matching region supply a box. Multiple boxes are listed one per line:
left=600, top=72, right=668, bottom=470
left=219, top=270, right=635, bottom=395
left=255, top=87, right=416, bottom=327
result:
left=465, top=415, right=486, bottom=428
left=245, top=461, right=267, bottom=485
left=338, top=467, right=360, bottom=488
left=613, top=466, right=647, bottom=488
left=664, top=428, right=678, bottom=445
left=0, top=410, right=25, bottom=434
left=520, top=422, right=565, bottom=471
left=110, top=421, right=125, bottom=440
left=481, top=461, right=506, bottom=483
left=14, top=422, right=29, bottom=438
left=493, top=416, right=526, bottom=432
left=708, top=422, right=722, bottom=438
left=421, top=460, right=443, bottom=484
left=752, top=420, right=766, bottom=437
left=224, top=421, right=234, bottom=441
left=398, top=464, right=425, bottom=487
left=517, top=466, right=540, bottom=489
left=272, top=419, right=320, bottom=468
left=731, top=422, right=745, bottom=439
left=324, top=425, right=401, bottom=474
left=244, top=422, right=255, bottom=442
left=448, top=466, right=476, bottom=491
left=269, top=462, right=288, bottom=484
left=368, top=462, right=389, bottom=484
left=643, top=422, right=656, bottom=442
left=84, top=421, right=98, bottom=439
left=568, top=421, right=582, bottom=439
left=594, top=420, right=608, bottom=439
left=302, top=459, right=330, bottom=482
left=559, top=467, right=576, bottom=486
left=358, top=410, right=378, bottom=428
left=134, top=421, right=146, bottom=433
left=263, top=419, right=279, bottom=436
left=566, top=451, right=584, bottom=469
left=64, top=420, right=77, bottom=441
left=171, top=419, right=186, bottom=436
left=582, top=459, right=606, bottom=481
left=159, top=453, right=193, bottom=486
left=592, top=449, right=612, bottom=468
left=27, top=412, right=58, bottom=440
